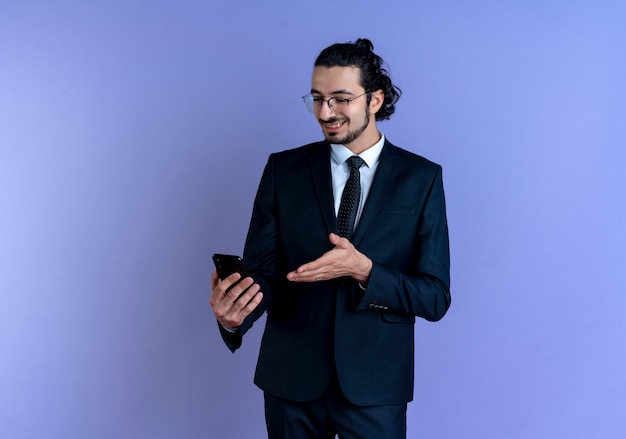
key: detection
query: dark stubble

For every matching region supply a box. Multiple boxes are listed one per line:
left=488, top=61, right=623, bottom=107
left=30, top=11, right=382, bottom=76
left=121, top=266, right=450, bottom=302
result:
left=321, top=107, right=370, bottom=146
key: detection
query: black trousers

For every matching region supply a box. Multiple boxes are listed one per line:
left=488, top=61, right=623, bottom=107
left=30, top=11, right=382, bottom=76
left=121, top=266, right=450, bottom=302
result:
left=264, top=378, right=407, bottom=439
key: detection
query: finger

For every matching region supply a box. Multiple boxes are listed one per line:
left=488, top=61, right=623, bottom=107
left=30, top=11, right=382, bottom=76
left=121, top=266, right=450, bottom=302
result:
left=210, top=272, right=243, bottom=306
left=329, top=232, right=352, bottom=249
left=243, top=291, right=263, bottom=311
left=223, top=275, right=255, bottom=299
left=287, top=251, right=337, bottom=279
left=288, top=265, right=331, bottom=282
left=219, top=285, right=262, bottom=328
left=295, top=261, right=319, bottom=273
left=214, top=288, right=246, bottom=327
left=224, top=277, right=255, bottom=303
left=296, top=250, right=337, bottom=273
left=287, top=262, right=320, bottom=280
left=233, top=282, right=262, bottom=307
left=211, top=270, right=219, bottom=290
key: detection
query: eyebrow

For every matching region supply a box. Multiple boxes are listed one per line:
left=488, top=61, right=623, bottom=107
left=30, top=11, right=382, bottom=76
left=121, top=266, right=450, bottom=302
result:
left=310, top=88, right=356, bottom=96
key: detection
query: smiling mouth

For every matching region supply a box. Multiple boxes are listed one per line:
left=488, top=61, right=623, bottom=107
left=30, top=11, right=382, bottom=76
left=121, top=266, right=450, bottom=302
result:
left=322, top=120, right=346, bottom=130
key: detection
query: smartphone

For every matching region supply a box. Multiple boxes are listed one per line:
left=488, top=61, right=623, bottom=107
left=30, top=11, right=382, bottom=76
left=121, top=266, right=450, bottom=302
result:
left=212, top=253, right=259, bottom=309
left=212, top=253, right=246, bottom=280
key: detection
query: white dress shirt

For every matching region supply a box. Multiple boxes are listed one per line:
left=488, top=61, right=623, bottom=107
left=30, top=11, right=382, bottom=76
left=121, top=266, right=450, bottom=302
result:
left=330, top=132, right=385, bottom=231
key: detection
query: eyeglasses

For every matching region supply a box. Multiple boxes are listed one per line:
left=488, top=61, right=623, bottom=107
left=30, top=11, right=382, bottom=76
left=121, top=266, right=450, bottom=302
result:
left=301, top=91, right=369, bottom=113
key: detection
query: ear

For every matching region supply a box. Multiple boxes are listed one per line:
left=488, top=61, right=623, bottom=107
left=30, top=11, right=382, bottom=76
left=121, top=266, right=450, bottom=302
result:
left=368, top=89, right=385, bottom=115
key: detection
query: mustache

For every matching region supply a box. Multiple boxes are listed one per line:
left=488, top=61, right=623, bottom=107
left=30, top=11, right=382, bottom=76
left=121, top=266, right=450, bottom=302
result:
left=319, top=117, right=345, bottom=124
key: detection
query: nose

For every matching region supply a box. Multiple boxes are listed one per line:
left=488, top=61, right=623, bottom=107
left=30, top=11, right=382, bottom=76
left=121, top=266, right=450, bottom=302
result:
left=318, top=98, right=335, bottom=119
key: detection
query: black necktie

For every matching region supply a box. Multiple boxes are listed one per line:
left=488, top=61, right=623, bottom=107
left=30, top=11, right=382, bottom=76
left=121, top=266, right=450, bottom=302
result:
left=337, top=156, right=365, bottom=241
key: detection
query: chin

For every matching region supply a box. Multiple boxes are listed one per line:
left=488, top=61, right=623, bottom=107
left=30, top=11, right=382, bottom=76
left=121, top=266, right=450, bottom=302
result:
left=323, top=131, right=340, bottom=141
left=326, top=135, right=348, bottom=145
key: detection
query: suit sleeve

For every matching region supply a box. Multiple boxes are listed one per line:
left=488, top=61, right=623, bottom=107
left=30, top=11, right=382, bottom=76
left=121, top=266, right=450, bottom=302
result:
left=218, top=155, right=278, bottom=352
left=355, top=166, right=451, bottom=321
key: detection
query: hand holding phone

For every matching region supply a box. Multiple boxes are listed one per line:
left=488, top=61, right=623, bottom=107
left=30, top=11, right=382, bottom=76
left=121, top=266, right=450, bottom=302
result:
left=210, top=253, right=262, bottom=329
left=212, top=253, right=256, bottom=304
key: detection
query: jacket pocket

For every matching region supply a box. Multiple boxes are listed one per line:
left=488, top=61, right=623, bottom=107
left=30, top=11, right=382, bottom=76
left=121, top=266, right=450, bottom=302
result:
left=378, top=207, right=417, bottom=216
left=381, top=312, right=415, bottom=324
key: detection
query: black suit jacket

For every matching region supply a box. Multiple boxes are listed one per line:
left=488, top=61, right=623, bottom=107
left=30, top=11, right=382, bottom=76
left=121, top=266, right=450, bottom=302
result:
left=220, top=139, right=450, bottom=406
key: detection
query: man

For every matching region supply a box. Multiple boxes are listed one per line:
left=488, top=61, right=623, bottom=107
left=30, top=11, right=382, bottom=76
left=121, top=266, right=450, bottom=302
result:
left=210, top=38, right=450, bottom=438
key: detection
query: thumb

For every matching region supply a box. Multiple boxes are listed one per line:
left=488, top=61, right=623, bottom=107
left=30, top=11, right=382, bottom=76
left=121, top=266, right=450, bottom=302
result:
left=329, top=233, right=349, bottom=248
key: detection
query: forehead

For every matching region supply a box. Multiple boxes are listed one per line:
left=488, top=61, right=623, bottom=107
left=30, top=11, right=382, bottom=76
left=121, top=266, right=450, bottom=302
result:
left=311, top=66, right=363, bottom=94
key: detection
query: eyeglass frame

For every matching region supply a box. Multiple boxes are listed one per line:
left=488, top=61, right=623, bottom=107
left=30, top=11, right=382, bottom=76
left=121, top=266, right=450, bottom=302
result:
left=301, top=90, right=370, bottom=113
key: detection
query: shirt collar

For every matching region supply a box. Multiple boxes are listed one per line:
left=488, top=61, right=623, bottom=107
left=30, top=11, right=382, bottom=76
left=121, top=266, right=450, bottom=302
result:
left=330, top=131, right=386, bottom=168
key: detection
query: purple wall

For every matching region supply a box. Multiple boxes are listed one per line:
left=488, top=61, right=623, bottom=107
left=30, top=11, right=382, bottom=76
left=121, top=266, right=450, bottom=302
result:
left=1, top=1, right=625, bottom=437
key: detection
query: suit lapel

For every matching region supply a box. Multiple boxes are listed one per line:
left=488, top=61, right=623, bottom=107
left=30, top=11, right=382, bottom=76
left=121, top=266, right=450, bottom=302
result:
left=307, top=142, right=337, bottom=235
left=352, top=141, right=399, bottom=246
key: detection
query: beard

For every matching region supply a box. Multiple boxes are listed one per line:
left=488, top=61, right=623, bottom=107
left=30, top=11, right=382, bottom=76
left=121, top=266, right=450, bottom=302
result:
left=321, top=108, right=370, bottom=145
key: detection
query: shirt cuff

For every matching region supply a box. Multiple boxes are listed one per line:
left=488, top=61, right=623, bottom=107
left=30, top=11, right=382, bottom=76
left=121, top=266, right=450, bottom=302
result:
left=219, top=322, right=239, bottom=333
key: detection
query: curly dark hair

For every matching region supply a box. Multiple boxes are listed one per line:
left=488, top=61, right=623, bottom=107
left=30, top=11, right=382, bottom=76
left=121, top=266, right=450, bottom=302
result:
left=314, top=38, right=401, bottom=121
